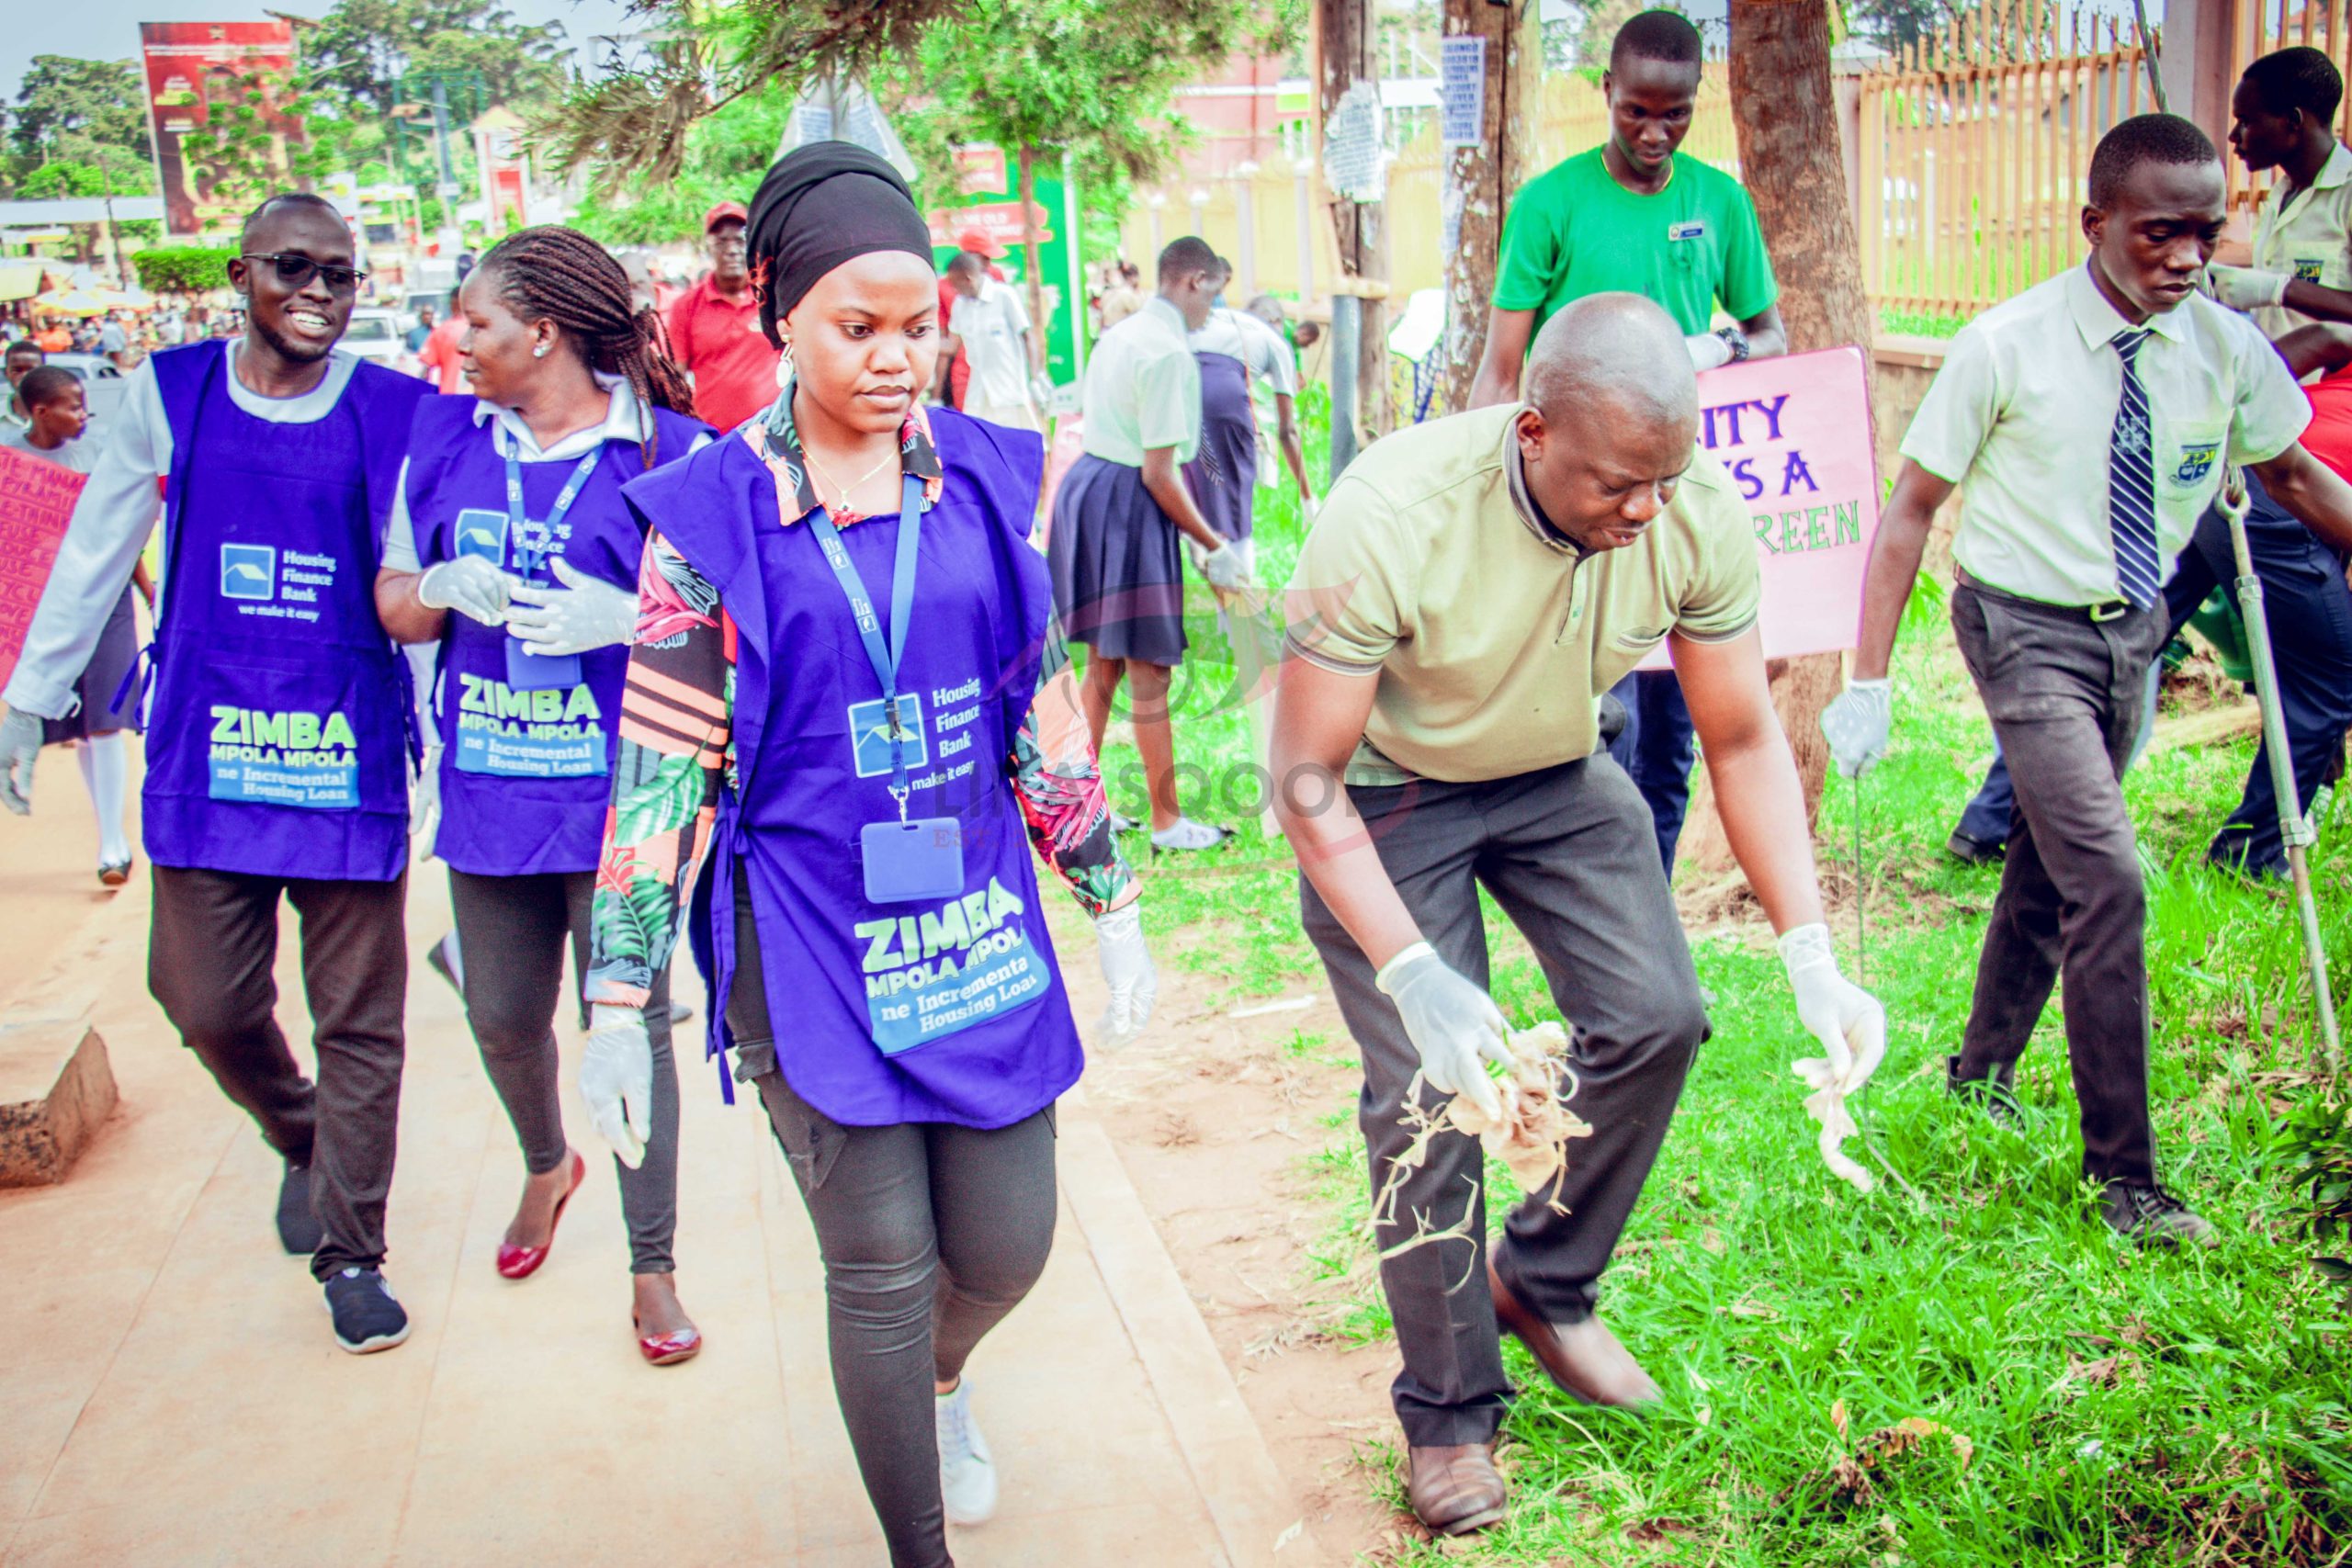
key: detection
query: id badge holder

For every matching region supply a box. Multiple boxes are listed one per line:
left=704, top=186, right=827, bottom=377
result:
left=505, top=635, right=582, bottom=691
left=861, top=818, right=966, bottom=904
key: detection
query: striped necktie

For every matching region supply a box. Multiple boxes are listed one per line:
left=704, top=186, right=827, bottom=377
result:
left=2108, top=327, right=2162, bottom=609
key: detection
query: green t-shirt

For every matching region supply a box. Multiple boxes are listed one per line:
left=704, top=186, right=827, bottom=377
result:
left=1492, top=147, right=1779, bottom=336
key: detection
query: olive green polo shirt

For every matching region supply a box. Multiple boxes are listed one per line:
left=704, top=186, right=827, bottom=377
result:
left=1285, top=402, right=1761, bottom=786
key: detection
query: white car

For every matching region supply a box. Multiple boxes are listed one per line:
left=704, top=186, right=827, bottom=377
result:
left=37, top=351, right=130, bottom=430
left=339, top=308, right=415, bottom=373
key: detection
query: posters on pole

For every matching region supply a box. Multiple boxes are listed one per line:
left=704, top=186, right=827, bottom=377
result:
left=139, top=21, right=306, bottom=238
left=1440, top=36, right=1487, bottom=148
left=0, top=451, right=89, bottom=694
left=927, top=147, right=1079, bottom=387
left=1323, top=80, right=1386, bottom=204
left=1637, top=345, right=1882, bottom=669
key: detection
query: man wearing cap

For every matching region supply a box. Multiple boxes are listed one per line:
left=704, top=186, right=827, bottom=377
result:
left=662, top=200, right=779, bottom=434
left=939, top=226, right=1014, bottom=412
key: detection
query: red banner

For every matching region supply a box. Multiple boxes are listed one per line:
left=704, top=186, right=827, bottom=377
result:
left=140, top=21, right=306, bottom=238
left=0, top=450, right=89, bottom=694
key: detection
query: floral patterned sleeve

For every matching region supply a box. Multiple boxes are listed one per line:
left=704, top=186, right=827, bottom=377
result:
left=586, top=528, right=732, bottom=1010
left=1010, top=620, right=1137, bottom=918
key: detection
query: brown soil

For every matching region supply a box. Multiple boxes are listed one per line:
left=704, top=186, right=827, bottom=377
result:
left=1051, top=906, right=1415, bottom=1562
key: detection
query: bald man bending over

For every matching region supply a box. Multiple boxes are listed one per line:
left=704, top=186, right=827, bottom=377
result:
left=1273, top=294, right=1884, bottom=1535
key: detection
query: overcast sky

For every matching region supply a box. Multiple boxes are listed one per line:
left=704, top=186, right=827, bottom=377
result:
left=3, top=0, right=643, bottom=111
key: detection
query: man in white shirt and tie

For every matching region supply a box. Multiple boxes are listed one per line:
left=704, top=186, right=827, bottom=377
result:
left=1825, top=115, right=2352, bottom=1247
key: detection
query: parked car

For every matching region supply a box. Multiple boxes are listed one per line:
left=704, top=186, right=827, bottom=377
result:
left=339, top=308, right=409, bottom=369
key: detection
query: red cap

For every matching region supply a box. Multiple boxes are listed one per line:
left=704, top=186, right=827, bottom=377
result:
left=956, top=226, right=1010, bottom=260
left=703, top=200, right=749, bottom=232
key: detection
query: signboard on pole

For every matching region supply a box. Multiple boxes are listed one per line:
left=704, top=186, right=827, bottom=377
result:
left=139, top=21, right=306, bottom=238
left=1439, top=36, right=1487, bottom=148
left=1638, top=345, right=1883, bottom=668
left=927, top=147, right=1080, bottom=387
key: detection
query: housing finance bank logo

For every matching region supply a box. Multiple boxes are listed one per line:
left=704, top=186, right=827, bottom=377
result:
left=220, top=543, right=276, bottom=601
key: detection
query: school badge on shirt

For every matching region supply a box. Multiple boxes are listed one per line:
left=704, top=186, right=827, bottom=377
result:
left=2174, top=441, right=2219, bottom=485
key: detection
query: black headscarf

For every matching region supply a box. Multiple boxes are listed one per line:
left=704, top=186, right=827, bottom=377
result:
left=744, top=142, right=935, bottom=349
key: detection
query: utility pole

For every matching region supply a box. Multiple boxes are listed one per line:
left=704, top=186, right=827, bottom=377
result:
left=430, top=76, right=462, bottom=254
left=1317, top=0, right=1393, bottom=477
left=94, top=149, right=130, bottom=290
left=1440, top=0, right=1545, bottom=412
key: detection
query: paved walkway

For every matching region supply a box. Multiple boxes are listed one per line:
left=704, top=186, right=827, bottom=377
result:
left=0, top=769, right=1322, bottom=1566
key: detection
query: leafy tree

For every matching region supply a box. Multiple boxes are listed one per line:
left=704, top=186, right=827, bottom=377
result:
left=8, top=55, right=156, bottom=187
left=14, top=160, right=151, bottom=200
left=303, top=0, right=568, bottom=123
left=131, top=245, right=236, bottom=294
left=571, top=85, right=796, bottom=247
left=178, top=72, right=311, bottom=220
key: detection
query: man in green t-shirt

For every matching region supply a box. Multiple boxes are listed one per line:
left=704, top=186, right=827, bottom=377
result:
left=1468, top=9, right=1786, bottom=874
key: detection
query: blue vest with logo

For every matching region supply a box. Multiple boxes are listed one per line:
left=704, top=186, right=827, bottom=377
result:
left=405, top=394, right=709, bottom=876
left=624, top=410, right=1083, bottom=1128
left=144, top=341, right=429, bottom=881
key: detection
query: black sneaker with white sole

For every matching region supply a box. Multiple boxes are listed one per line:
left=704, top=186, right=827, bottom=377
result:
left=277, top=1157, right=324, bottom=1256
left=324, top=1267, right=411, bottom=1353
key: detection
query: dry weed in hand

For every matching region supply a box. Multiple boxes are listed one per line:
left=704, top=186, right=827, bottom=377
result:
left=1373, top=1021, right=1594, bottom=1268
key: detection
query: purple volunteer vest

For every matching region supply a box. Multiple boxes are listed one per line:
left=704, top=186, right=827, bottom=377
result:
left=144, top=341, right=429, bottom=881
left=405, top=396, right=709, bottom=876
left=624, top=409, right=1083, bottom=1129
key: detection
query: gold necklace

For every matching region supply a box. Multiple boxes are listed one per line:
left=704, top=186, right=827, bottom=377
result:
left=800, top=443, right=899, bottom=513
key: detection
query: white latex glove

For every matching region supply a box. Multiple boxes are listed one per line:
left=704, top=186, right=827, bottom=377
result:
left=1029, top=373, right=1055, bottom=413
left=411, top=741, right=443, bottom=862
left=1685, top=330, right=1735, bottom=373
left=506, top=557, right=640, bottom=658
left=2205, top=263, right=2289, bottom=311
left=0, top=706, right=42, bottom=815
left=1819, top=677, right=1893, bottom=780
left=1374, top=942, right=1510, bottom=1122
left=581, top=1003, right=654, bottom=1169
left=1093, top=901, right=1159, bottom=1049
left=1198, top=541, right=1247, bottom=592
left=1781, top=922, right=1887, bottom=1191
left=416, top=556, right=522, bottom=627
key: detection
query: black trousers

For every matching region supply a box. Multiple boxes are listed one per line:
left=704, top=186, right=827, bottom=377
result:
left=148, top=863, right=407, bottom=1280
left=729, top=889, right=1056, bottom=1568
left=1300, top=756, right=1711, bottom=1447
left=1951, top=578, right=2170, bottom=1188
left=447, top=869, right=681, bottom=1274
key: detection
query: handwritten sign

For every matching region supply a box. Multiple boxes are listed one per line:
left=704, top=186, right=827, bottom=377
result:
left=0, top=447, right=87, bottom=694
left=1440, top=36, right=1486, bottom=148
left=1639, top=344, right=1881, bottom=669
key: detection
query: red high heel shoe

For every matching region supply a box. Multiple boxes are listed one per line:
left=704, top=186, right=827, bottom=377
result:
left=495, top=1149, right=585, bottom=1280
left=632, top=1309, right=702, bottom=1367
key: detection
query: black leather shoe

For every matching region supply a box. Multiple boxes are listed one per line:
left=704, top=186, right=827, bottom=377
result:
left=1946, top=830, right=2005, bottom=866
left=2100, top=1181, right=2219, bottom=1249
left=1945, top=1054, right=2022, bottom=1127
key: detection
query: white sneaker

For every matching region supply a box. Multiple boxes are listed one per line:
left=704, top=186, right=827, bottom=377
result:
left=935, top=1379, right=999, bottom=1526
left=1149, top=817, right=1230, bottom=852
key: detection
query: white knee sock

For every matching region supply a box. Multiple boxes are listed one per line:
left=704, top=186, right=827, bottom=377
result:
left=78, top=734, right=130, bottom=864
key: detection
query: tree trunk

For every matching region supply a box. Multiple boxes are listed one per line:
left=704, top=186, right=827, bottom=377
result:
left=1677, top=0, right=1874, bottom=881
left=1317, top=0, right=1392, bottom=444
left=1441, top=0, right=1544, bottom=413
left=1017, top=144, right=1047, bottom=376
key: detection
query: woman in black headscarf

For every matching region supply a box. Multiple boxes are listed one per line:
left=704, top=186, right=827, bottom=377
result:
left=580, top=144, right=1160, bottom=1566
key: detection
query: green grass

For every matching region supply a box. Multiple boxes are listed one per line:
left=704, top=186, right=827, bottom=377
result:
left=1085, top=396, right=2352, bottom=1564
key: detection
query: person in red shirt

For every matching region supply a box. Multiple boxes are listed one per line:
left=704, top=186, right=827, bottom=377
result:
left=936, top=226, right=1012, bottom=411
left=662, top=200, right=779, bottom=434
left=418, top=299, right=466, bottom=393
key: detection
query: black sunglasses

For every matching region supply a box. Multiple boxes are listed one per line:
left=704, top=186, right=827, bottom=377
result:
left=240, top=252, right=368, bottom=293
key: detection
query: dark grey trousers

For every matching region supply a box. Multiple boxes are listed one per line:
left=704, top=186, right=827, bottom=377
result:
left=1300, top=755, right=1710, bottom=1447
left=729, top=890, right=1057, bottom=1568
left=1950, top=577, right=2169, bottom=1187
left=447, top=869, right=680, bottom=1275
left=148, top=864, right=407, bottom=1280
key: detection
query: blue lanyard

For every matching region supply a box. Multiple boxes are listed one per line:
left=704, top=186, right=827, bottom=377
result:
left=806, top=473, right=928, bottom=819
left=496, top=425, right=605, bottom=582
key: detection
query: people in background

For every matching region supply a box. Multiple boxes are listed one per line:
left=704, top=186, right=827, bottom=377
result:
left=404, top=301, right=436, bottom=356
left=2208, top=45, right=2352, bottom=335
left=936, top=250, right=1039, bottom=430
left=4, top=340, right=42, bottom=430
left=1469, top=9, right=1787, bottom=878
left=1047, top=237, right=1250, bottom=852
left=2, top=365, right=150, bottom=888
left=1182, top=287, right=1313, bottom=579
left=1826, top=115, right=2352, bottom=1250
left=663, top=199, right=779, bottom=434
left=420, top=299, right=467, bottom=393
left=937, top=226, right=1012, bottom=412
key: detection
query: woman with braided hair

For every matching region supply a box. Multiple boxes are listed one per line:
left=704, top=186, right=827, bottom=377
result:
left=373, top=223, right=713, bottom=1362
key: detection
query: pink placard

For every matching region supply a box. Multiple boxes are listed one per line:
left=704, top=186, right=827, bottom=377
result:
left=1640, top=344, right=1880, bottom=669
left=0, top=447, right=86, bottom=694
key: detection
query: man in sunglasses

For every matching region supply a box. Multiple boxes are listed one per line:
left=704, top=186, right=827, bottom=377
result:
left=1, top=191, right=435, bottom=1355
